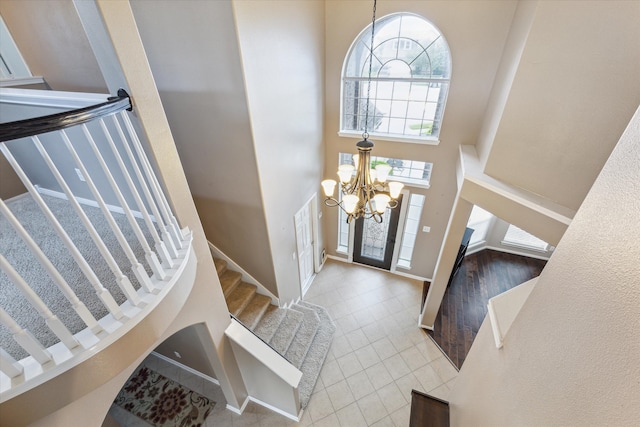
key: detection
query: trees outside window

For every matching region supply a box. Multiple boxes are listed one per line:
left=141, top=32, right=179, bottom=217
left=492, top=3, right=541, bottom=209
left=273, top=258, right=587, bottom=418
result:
left=341, top=13, right=451, bottom=142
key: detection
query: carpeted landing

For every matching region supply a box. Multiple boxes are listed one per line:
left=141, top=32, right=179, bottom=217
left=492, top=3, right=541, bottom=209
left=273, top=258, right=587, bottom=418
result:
left=214, top=257, right=335, bottom=409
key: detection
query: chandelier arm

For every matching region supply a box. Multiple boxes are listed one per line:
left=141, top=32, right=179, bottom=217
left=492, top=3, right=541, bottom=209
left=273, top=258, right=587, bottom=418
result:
left=323, top=197, right=341, bottom=208
left=323, top=196, right=365, bottom=220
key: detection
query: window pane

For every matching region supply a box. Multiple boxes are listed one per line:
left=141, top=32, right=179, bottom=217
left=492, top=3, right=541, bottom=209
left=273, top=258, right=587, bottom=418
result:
left=426, top=36, right=451, bottom=78
left=408, top=205, right=422, bottom=218
left=342, top=13, right=451, bottom=140
left=405, top=218, right=419, bottom=234
left=337, top=196, right=349, bottom=251
left=400, top=245, right=413, bottom=260
left=398, top=193, right=425, bottom=266
left=503, top=225, right=549, bottom=251
left=340, top=153, right=433, bottom=187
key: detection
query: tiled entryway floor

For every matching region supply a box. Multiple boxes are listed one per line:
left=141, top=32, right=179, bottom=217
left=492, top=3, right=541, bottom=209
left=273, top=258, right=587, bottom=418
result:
left=299, top=259, right=457, bottom=426
left=108, top=259, right=457, bottom=426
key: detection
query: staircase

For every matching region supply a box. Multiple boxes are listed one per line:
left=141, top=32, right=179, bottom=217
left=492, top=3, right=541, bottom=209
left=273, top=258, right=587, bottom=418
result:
left=214, top=257, right=335, bottom=408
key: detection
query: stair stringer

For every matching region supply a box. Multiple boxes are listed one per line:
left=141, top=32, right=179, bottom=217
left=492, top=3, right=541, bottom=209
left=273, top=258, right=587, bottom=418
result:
left=208, top=241, right=279, bottom=306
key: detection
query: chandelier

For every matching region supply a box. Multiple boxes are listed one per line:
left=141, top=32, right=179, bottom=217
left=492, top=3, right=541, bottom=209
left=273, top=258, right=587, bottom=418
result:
left=321, top=0, right=403, bottom=223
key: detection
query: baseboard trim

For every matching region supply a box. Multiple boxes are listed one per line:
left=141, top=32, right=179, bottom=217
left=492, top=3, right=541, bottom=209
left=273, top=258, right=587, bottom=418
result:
left=419, top=324, right=434, bottom=331
left=392, top=269, right=430, bottom=282
left=226, top=396, right=249, bottom=415
left=4, top=192, right=31, bottom=203
left=424, top=333, right=460, bottom=372
left=326, top=254, right=430, bottom=282
left=35, top=186, right=152, bottom=221
left=248, top=397, right=301, bottom=422
left=484, top=245, right=551, bottom=261
left=466, top=244, right=551, bottom=262
left=150, top=351, right=220, bottom=385
left=208, top=241, right=280, bottom=306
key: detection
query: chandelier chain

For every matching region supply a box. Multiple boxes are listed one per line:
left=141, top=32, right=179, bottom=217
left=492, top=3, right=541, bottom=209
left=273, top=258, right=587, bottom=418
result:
left=363, top=0, right=377, bottom=137
left=321, top=0, right=403, bottom=223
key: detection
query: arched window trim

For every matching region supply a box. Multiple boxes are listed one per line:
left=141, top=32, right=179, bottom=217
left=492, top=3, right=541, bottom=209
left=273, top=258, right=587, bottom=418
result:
left=339, top=12, right=452, bottom=145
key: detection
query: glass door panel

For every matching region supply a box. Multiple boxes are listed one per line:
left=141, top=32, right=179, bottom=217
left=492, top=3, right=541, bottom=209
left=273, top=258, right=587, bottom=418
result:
left=353, top=194, right=402, bottom=270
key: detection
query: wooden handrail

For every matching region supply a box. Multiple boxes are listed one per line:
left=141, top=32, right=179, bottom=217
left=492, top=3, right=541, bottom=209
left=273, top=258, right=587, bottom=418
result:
left=0, top=89, right=131, bottom=142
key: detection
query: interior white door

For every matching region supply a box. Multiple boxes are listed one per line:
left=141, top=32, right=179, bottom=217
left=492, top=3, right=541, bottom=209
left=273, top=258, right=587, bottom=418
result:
left=294, top=201, right=314, bottom=293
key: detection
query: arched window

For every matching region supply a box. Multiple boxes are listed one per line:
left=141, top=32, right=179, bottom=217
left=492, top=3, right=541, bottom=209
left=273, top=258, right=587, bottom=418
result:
left=341, top=13, right=451, bottom=142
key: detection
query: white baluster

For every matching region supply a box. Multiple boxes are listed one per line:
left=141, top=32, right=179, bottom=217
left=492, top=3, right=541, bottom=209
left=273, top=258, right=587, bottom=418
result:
left=0, top=307, right=53, bottom=365
left=121, top=113, right=188, bottom=248
left=59, top=129, right=157, bottom=294
left=0, top=255, right=81, bottom=351
left=6, top=139, right=126, bottom=320
left=114, top=113, right=179, bottom=259
left=0, top=201, right=101, bottom=336
left=101, top=118, right=175, bottom=269
left=0, top=307, right=52, bottom=365
left=0, top=348, right=24, bottom=378
left=81, top=124, right=167, bottom=282
left=31, top=135, right=142, bottom=308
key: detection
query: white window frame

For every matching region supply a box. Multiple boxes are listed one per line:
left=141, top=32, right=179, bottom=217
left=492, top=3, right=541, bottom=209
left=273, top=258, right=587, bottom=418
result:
left=396, top=193, right=425, bottom=270
left=501, top=224, right=550, bottom=253
left=340, top=13, right=452, bottom=145
left=339, top=152, right=432, bottom=189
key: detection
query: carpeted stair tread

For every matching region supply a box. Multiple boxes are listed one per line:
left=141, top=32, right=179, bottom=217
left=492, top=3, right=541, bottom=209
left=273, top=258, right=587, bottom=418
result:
left=211, top=257, right=337, bottom=411
left=220, top=270, right=242, bottom=297
left=227, top=282, right=256, bottom=317
left=213, top=258, right=227, bottom=276
left=269, top=308, right=304, bottom=355
left=297, top=301, right=337, bottom=408
left=253, top=305, right=288, bottom=343
left=285, top=304, right=320, bottom=369
left=237, top=293, right=272, bottom=329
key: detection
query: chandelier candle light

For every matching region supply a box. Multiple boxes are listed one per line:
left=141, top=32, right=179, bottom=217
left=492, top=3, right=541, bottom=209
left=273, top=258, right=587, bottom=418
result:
left=321, top=0, right=403, bottom=223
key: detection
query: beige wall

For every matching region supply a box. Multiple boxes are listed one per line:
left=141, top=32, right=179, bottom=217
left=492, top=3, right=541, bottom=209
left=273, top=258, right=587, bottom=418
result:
left=129, top=0, right=278, bottom=294
left=0, top=0, right=108, bottom=200
left=0, top=155, right=25, bottom=199
left=0, top=0, right=107, bottom=93
left=233, top=0, right=325, bottom=303
left=474, top=0, right=537, bottom=167
left=450, top=105, right=640, bottom=426
left=323, top=0, right=517, bottom=279
left=484, top=0, right=640, bottom=211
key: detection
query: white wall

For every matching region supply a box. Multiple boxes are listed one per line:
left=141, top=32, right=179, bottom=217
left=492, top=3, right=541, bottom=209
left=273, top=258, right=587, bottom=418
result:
left=474, top=0, right=537, bottom=167
left=484, top=0, right=640, bottom=211
left=233, top=0, right=325, bottom=303
left=450, top=105, right=640, bottom=425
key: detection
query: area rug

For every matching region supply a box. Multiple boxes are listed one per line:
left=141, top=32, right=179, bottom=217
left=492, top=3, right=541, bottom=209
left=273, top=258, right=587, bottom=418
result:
left=114, top=365, right=215, bottom=427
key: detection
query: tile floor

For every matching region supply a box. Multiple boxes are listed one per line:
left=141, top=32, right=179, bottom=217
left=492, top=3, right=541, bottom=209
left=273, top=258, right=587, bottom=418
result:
left=108, top=259, right=458, bottom=426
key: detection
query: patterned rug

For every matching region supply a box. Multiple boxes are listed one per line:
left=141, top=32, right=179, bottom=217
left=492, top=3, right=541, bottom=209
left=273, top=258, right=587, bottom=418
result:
left=114, top=365, right=215, bottom=427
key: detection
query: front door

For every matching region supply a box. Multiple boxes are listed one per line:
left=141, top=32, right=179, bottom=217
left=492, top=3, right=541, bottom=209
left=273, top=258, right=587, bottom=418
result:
left=353, top=194, right=403, bottom=270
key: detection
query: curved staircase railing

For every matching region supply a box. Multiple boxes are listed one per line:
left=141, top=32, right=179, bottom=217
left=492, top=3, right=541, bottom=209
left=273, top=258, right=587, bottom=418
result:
left=0, top=88, right=193, bottom=402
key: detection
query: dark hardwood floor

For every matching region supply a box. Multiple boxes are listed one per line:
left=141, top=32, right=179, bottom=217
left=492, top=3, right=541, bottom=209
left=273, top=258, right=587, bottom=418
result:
left=427, top=249, right=547, bottom=369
